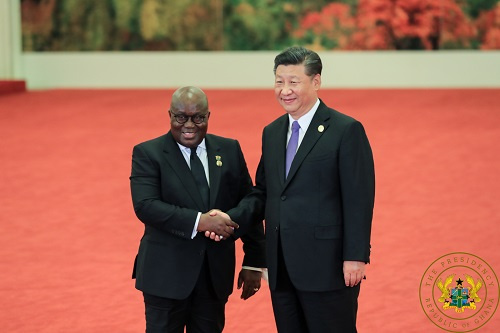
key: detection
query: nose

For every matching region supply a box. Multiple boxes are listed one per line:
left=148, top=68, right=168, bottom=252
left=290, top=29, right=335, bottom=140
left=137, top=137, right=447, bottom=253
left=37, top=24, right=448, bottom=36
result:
left=184, top=117, right=196, bottom=127
left=281, top=84, right=292, bottom=95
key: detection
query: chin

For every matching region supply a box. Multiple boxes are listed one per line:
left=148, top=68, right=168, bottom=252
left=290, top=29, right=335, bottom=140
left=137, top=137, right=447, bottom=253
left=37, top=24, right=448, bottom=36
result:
left=179, top=139, right=194, bottom=147
left=283, top=106, right=297, bottom=114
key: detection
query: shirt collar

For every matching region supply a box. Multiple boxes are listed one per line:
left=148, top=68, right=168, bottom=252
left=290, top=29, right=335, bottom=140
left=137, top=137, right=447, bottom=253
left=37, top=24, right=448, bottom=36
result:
left=177, top=138, right=207, bottom=153
left=288, top=99, right=320, bottom=132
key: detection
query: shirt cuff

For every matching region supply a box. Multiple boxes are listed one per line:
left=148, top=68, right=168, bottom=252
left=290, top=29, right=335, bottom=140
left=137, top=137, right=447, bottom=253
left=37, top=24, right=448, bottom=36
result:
left=242, top=266, right=268, bottom=282
left=191, top=212, right=201, bottom=239
left=241, top=266, right=263, bottom=272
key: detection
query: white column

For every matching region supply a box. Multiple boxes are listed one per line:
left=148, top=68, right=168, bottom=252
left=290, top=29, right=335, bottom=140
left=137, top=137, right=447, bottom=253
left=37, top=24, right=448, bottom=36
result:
left=0, top=0, right=23, bottom=79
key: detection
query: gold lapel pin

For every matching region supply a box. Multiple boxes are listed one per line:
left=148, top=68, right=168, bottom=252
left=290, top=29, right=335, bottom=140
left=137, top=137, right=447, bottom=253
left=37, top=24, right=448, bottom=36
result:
left=216, top=161, right=222, bottom=167
left=318, top=125, right=325, bottom=133
left=215, top=156, right=222, bottom=167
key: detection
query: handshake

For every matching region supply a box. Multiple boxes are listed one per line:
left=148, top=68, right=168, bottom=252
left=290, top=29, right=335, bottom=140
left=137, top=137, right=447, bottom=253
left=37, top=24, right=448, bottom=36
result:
left=197, top=209, right=238, bottom=241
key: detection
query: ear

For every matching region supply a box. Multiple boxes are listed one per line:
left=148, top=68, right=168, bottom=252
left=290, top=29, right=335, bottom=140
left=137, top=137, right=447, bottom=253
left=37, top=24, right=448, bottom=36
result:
left=313, top=74, right=321, bottom=91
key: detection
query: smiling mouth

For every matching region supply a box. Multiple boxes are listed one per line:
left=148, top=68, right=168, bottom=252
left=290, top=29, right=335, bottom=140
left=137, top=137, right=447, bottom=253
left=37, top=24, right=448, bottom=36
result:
left=282, top=98, right=296, bottom=104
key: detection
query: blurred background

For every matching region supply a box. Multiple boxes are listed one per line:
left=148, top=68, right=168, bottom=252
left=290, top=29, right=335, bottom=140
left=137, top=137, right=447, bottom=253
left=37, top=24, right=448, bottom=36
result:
left=2, top=0, right=500, bottom=89
left=18, top=0, right=500, bottom=51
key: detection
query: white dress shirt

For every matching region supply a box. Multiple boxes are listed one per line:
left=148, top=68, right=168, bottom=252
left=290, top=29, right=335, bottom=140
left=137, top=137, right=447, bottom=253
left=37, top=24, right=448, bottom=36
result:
left=286, top=99, right=320, bottom=151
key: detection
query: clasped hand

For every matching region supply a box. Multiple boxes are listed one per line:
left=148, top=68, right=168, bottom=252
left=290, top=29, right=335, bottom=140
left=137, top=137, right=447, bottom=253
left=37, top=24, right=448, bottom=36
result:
left=198, top=209, right=238, bottom=241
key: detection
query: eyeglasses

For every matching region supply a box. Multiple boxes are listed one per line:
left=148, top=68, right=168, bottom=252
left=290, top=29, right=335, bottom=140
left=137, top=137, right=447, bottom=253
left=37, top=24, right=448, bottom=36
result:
left=170, top=111, right=208, bottom=124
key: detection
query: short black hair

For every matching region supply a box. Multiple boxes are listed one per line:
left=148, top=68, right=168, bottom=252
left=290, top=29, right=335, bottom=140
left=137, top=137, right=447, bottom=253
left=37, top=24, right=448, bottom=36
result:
left=273, top=46, right=322, bottom=76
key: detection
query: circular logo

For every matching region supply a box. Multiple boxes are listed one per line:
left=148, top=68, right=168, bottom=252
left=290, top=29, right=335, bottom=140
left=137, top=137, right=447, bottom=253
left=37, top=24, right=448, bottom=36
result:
left=419, top=252, right=499, bottom=332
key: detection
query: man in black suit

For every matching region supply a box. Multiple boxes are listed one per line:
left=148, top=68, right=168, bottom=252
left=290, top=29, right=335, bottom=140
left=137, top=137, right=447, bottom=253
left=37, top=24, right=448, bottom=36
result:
left=130, top=86, right=266, bottom=333
left=218, top=46, right=375, bottom=332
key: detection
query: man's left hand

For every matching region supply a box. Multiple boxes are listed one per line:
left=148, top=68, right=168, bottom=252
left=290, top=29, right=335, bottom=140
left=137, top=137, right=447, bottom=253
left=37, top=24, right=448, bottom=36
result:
left=237, top=269, right=262, bottom=300
left=343, top=261, right=366, bottom=287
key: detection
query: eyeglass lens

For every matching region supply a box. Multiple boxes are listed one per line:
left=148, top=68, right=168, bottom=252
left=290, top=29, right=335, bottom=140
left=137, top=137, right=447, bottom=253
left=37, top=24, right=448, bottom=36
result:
left=172, top=113, right=206, bottom=124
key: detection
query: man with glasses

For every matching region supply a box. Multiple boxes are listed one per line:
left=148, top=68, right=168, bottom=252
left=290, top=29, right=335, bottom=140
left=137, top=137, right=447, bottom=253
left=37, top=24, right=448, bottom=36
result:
left=130, top=86, right=265, bottom=332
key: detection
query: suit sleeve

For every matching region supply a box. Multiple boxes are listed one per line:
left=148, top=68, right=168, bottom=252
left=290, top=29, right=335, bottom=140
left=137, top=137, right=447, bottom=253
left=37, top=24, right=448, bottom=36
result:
left=339, top=121, right=375, bottom=263
left=130, top=144, right=198, bottom=239
left=240, top=222, right=266, bottom=268
left=231, top=140, right=266, bottom=267
left=227, top=134, right=266, bottom=238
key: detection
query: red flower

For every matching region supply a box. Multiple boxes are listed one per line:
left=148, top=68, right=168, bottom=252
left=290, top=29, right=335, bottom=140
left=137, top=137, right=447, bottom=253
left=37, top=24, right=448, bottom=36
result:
left=476, top=3, right=500, bottom=49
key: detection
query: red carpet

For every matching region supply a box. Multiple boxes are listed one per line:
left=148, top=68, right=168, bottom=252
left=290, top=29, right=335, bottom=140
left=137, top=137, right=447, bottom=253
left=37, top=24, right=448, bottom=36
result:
left=1, top=89, right=499, bottom=332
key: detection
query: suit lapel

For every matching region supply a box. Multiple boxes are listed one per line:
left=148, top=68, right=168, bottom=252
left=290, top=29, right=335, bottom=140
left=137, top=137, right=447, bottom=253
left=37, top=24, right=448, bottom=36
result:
left=285, top=103, right=331, bottom=187
left=205, top=135, right=222, bottom=209
left=162, top=132, right=207, bottom=212
left=270, top=115, right=289, bottom=187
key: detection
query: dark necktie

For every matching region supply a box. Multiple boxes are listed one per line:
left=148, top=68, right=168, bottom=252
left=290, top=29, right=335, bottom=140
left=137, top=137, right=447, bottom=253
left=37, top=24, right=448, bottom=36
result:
left=190, top=147, right=209, bottom=211
left=285, top=120, right=300, bottom=178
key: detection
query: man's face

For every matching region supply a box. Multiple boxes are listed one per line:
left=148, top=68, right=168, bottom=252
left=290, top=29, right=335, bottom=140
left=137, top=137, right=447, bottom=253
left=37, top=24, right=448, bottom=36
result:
left=169, top=103, right=210, bottom=148
left=274, top=64, right=321, bottom=119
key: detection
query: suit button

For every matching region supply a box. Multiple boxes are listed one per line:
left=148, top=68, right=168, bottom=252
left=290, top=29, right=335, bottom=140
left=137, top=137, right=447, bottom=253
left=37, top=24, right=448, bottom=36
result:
left=275, top=227, right=279, bottom=232
left=281, top=196, right=286, bottom=200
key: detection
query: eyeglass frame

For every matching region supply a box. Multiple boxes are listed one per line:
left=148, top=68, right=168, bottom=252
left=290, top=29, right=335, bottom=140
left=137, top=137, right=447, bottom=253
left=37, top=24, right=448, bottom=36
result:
left=169, top=110, right=209, bottom=124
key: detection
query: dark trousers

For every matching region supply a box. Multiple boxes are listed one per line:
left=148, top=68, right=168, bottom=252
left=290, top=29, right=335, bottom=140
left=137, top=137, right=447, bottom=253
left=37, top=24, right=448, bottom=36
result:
left=271, top=241, right=360, bottom=333
left=143, top=258, right=226, bottom=333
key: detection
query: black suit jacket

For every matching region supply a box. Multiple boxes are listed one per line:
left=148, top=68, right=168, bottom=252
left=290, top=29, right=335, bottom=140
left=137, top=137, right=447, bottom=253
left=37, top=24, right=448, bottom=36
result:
left=130, top=132, right=265, bottom=300
left=230, top=100, right=374, bottom=292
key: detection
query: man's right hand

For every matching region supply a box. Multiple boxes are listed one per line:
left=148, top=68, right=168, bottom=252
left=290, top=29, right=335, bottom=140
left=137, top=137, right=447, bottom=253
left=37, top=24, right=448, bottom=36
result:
left=198, top=209, right=238, bottom=240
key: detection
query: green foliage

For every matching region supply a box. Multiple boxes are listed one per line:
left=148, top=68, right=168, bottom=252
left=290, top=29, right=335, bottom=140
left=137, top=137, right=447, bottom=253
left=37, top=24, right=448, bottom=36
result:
left=223, top=0, right=298, bottom=50
left=54, top=0, right=114, bottom=50
left=463, top=0, right=498, bottom=18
